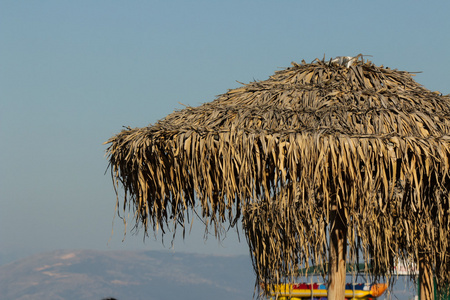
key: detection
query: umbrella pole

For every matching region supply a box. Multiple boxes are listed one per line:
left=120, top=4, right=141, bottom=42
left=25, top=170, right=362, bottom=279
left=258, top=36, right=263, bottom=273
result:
left=328, top=204, right=347, bottom=300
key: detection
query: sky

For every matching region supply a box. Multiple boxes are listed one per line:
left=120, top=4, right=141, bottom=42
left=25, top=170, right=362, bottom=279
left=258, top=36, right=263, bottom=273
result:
left=1, top=1, right=449, bottom=297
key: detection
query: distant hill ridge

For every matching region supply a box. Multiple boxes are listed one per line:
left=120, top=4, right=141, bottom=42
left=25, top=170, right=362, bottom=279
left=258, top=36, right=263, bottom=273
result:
left=0, top=249, right=254, bottom=300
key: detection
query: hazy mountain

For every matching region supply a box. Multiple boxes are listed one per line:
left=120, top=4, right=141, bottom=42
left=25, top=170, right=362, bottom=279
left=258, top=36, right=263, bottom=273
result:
left=0, top=249, right=255, bottom=300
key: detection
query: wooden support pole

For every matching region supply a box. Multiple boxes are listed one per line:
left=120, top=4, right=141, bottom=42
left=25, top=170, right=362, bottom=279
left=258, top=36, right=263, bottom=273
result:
left=328, top=205, right=347, bottom=300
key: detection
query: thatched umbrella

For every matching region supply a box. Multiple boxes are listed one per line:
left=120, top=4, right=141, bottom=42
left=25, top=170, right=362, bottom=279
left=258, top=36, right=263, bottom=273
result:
left=105, top=55, right=450, bottom=299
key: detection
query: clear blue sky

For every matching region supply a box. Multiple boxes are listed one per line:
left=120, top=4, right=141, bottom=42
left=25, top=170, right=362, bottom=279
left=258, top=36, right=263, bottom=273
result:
left=1, top=0, right=449, bottom=285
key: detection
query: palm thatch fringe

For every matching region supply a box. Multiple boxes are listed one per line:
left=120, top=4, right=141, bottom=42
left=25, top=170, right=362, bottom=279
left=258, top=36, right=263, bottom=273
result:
left=106, top=56, right=450, bottom=292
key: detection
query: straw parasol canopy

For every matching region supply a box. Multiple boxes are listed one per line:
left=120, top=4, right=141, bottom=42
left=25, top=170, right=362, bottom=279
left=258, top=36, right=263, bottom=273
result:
left=105, top=55, right=450, bottom=298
